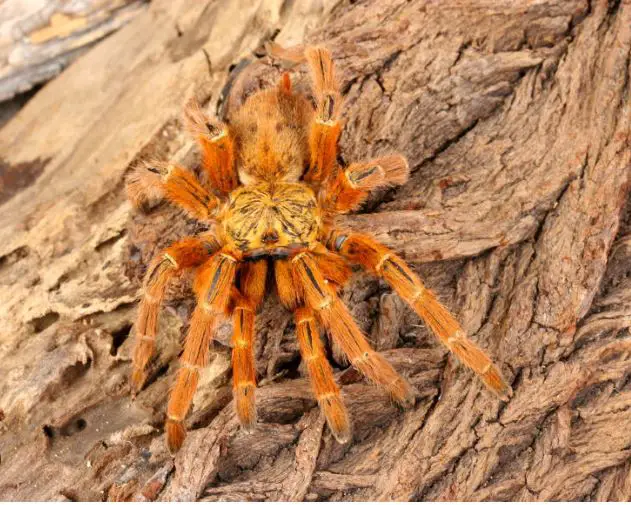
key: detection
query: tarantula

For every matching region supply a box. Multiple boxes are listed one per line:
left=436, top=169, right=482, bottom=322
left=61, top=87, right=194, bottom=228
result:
left=127, top=45, right=511, bottom=453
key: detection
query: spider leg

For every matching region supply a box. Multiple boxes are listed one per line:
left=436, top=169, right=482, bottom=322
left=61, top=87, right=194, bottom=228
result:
left=166, top=249, right=238, bottom=453
left=274, top=245, right=351, bottom=307
left=303, top=46, right=342, bottom=185
left=323, top=154, right=410, bottom=214
left=291, top=252, right=415, bottom=406
left=295, top=306, right=351, bottom=443
left=232, top=261, right=267, bottom=430
left=184, top=98, right=238, bottom=194
left=274, top=257, right=352, bottom=441
left=131, top=234, right=221, bottom=393
left=327, top=230, right=512, bottom=401
left=275, top=258, right=301, bottom=310
left=127, top=160, right=220, bottom=221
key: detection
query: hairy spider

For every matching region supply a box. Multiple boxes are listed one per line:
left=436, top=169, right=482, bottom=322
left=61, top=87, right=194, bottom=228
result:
left=127, top=45, right=511, bottom=453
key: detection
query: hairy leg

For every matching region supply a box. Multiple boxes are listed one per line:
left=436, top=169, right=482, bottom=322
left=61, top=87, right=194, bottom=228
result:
left=275, top=258, right=301, bottom=310
left=322, top=154, right=410, bottom=215
left=328, top=231, right=512, bottom=400
left=275, top=245, right=351, bottom=306
left=303, top=46, right=342, bottom=185
left=184, top=99, right=238, bottom=194
left=166, top=250, right=238, bottom=452
left=295, top=307, right=351, bottom=442
left=291, top=252, right=415, bottom=406
left=127, top=160, right=221, bottom=221
left=232, top=261, right=267, bottom=430
left=131, top=235, right=221, bottom=393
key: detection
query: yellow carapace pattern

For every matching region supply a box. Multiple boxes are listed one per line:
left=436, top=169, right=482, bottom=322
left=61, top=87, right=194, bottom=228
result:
left=223, top=183, right=320, bottom=257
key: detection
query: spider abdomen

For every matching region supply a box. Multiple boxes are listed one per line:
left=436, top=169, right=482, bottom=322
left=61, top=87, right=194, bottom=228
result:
left=223, top=182, right=321, bottom=258
left=231, top=89, right=314, bottom=184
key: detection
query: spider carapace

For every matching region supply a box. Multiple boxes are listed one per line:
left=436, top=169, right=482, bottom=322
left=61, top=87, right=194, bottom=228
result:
left=128, top=45, right=512, bottom=453
left=223, top=182, right=320, bottom=257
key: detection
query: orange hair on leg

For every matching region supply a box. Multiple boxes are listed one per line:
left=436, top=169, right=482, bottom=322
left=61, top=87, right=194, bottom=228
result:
left=323, top=155, right=410, bottom=214
left=127, top=160, right=219, bottom=220
left=232, top=298, right=257, bottom=430
left=304, top=46, right=342, bottom=185
left=240, top=260, right=268, bottom=308
left=331, top=231, right=512, bottom=400
left=306, top=121, right=341, bottom=185
left=309, top=243, right=352, bottom=288
left=131, top=237, right=220, bottom=393
left=165, top=305, right=218, bottom=452
left=165, top=250, right=238, bottom=452
left=275, top=259, right=302, bottom=310
left=295, top=307, right=351, bottom=442
left=184, top=98, right=237, bottom=194
left=291, top=252, right=414, bottom=405
left=231, top=260, right=267, bottom=430
left=305, top=46, right=340, bottom=119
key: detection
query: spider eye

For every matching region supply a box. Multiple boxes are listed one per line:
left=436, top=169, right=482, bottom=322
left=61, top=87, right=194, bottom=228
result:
left=262, top=230, right=279, bottom=244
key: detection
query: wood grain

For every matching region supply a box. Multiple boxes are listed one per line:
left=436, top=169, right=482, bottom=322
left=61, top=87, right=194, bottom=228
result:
left=0, top=0, right=629, bottom=501
left=0, top=0, right=147, bottom=102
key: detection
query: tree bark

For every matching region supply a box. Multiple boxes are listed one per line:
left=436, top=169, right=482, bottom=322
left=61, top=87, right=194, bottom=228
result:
left=0, top=0, right=630, bottom=501
left=0, top=0, right=147, bottom=102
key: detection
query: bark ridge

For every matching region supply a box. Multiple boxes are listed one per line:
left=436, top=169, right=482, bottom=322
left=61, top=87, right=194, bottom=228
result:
left=0, top=0, right=629, bottom=501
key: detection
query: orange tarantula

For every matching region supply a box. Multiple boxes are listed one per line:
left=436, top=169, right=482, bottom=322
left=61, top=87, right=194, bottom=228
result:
left=128, top=45, right=511, bottom=452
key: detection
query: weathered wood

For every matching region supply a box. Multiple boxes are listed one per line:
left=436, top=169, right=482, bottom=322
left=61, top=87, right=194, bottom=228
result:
left=0, top=0, right=147, bottom=102
left=0, top=0, right=630, bottom=501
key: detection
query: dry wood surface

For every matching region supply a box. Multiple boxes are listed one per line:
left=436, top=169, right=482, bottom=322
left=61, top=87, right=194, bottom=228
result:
left=0, top=0, right=147, bottom=102
left=0, top=0, right=630, bottom=501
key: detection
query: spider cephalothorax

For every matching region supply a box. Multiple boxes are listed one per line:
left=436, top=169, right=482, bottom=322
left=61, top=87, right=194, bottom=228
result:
left=223, top=182, right=320, bottom=256
left=128, top=45, right=511, bottom=453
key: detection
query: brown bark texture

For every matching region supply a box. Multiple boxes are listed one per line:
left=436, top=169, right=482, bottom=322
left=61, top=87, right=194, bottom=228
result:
left=0, top=0, right=147, bottom=103
left=0, top=0, right=630, bottom=501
